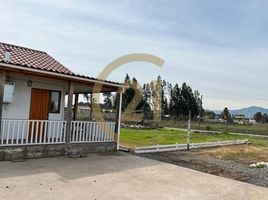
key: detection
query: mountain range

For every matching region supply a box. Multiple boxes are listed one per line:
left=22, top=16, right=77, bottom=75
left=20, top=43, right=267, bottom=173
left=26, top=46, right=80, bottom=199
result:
left=213, top=106, right=268, bottom=118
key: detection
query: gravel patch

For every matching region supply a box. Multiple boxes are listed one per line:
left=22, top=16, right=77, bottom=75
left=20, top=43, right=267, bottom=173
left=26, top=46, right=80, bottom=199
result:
left=139, top=150, right=268, bottom=188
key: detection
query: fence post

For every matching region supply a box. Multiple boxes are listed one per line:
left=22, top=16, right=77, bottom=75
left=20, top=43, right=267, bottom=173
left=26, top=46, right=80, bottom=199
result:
left=197, top=95, right=203, bottom=130
left=187, top=110, right=191, bottom=151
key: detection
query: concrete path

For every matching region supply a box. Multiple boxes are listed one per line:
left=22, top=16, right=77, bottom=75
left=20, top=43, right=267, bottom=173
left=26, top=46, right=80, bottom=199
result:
left=0, top=152, right=267, bottom=200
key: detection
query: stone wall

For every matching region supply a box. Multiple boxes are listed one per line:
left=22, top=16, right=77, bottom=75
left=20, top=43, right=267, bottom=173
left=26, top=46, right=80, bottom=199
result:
left=0, top=142, right=116, bottom=161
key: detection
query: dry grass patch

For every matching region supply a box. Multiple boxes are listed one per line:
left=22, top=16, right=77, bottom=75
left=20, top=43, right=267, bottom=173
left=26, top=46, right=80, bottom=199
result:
left=200, top=145, right=268, bottom=164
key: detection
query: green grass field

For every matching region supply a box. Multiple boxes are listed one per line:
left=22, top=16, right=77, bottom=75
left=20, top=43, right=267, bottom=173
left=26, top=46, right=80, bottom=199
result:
left=160, top=120, right=268, bottom=135
left=120, top=128, right=265, bottom=148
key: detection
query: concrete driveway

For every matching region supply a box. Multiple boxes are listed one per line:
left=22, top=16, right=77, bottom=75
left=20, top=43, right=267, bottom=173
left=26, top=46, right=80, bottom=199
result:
left=0, top=152, right=267, bottom=200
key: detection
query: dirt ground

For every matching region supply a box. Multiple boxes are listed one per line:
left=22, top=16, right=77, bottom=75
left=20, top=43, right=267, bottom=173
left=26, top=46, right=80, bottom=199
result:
left=140, top=144, right=268, bottom=188
left=201, top=145, right=268, bottom=163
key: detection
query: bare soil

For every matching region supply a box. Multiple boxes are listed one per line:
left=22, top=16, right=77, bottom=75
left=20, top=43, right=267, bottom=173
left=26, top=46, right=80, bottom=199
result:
left=139, top=145, right=268, bottom=188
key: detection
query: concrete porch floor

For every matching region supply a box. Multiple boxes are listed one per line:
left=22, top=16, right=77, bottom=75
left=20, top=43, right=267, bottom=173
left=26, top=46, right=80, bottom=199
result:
left=0, top=152, right=267, bottom=200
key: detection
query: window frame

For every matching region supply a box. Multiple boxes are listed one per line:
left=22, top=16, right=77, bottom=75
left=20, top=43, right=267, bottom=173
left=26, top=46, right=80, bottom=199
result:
left=49, top=90, right=62, bottom=114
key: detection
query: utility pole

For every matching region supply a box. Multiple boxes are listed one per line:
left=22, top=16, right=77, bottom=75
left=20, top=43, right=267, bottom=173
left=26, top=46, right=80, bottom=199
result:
left=197, top=95, right=203, bottom=130
left=187, top=110, right=191, bottom=151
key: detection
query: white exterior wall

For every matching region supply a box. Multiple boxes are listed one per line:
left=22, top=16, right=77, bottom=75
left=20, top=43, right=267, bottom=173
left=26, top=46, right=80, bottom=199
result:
left=2, top=73, right=67, bottom=121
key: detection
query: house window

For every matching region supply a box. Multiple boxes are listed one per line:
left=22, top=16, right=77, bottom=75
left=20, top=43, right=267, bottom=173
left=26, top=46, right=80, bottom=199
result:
left=50, top=91, right=61, bottom=113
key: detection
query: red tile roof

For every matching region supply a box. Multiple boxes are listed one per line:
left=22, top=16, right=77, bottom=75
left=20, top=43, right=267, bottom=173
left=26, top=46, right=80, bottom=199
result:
left=0, top=42, right=73, bottom=75
left=0, top=42, right=122, bottom=86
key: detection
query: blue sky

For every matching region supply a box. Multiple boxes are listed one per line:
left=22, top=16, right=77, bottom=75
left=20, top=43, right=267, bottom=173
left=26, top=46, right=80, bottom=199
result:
left=1, top=0, right=268, bottom=110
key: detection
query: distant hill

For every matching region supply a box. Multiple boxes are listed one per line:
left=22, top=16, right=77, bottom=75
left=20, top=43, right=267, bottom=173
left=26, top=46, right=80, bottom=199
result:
left=214, top=106, right=268, bottom=118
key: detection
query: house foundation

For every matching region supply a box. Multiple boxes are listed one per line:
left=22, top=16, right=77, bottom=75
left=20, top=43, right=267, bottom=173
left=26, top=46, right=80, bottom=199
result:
left=0, top=142, right=116, bottom=161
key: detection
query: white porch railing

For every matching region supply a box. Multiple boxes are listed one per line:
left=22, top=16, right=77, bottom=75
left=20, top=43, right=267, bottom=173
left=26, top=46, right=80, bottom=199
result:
left=0, top=120, right=116, bottom=146
left=71, top=121, right=116, bottom=143
left=0, top=120, right=66, bottom=146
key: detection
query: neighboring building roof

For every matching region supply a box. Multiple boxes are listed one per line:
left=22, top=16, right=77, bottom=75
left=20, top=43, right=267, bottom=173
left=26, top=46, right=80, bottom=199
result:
left=234, top=115, right=249, bottom=120
left=0, top=42, right=122, bottom=86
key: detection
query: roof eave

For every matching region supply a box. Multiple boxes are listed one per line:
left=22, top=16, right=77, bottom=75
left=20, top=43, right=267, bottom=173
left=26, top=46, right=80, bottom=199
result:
left=0, top=62, right=126, bottom=90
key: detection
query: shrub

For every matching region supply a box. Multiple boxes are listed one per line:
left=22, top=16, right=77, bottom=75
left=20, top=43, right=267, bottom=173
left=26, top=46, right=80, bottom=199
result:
left=250, top=162, right=268, bottom=168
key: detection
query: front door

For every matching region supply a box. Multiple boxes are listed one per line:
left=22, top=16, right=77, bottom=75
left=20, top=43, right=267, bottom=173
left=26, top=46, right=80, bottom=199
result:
left=29, top=89, right=50, bottom=141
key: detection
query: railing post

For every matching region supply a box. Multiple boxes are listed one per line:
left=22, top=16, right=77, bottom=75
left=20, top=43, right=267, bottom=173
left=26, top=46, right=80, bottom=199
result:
left=66, top=81, right=74, bottom=144
left=0, top=70, right=5, bottom=143
left=116, top=91, right=123, bottom=150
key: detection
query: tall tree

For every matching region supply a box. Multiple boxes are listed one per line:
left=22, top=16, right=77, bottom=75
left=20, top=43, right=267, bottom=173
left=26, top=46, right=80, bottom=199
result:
left=263, top=113, right=268, bottom=123
left=254, top=112, right=264, bottom=123
left=222, top=107, right=232, bottom=122
left=103, top=92, right=113, bottom=112
left=141, top=83, right=152, bottom=116
left=180, top=83, right=199, bottom=118
left=121, top=74, right=135, bottom=111
left=161, top=79, right=169, bottom=115
left=121, top=74, right=144, bottom=112
left=172, top=83, right=183, bottom=118
left=151, top=76, right=162, bottom=121
left=119, top=74, right=202, bottom=121
left=168, top=83, right=174, bottom=116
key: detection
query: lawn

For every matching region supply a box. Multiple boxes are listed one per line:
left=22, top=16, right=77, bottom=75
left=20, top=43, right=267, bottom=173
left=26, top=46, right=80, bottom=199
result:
left=160, top=120, right=268, bottom=135
left=120, top=128, right=254, bottom=148
left=120, top=127, right=268, bottom=189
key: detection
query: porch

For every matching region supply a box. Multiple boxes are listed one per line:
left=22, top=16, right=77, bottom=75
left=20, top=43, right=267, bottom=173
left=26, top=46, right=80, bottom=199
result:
left=0, top=42, right=126, bottom=161
left=0, top=68, right=124, bottom=153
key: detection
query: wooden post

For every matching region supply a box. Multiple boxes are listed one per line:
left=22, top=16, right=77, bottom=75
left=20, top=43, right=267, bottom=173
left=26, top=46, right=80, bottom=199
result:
left=90, top=93, right=93, bottom=120
left=197, top=95, right=203, bottom=130
left=187, top=110, right=191, bottom=151
left=66, top=81, right=74, bottom=144
left=73, top=93, right=79, bottom=121
left=0, top=70, right=5, bottom=136
left=116, top=91, right=123, bottom=150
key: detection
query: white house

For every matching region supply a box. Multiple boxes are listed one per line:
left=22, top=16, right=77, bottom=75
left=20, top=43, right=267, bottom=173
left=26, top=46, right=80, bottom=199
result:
left=233, top=115, right=250, bottom=125
left=0, top=42, right=124, bottom=160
